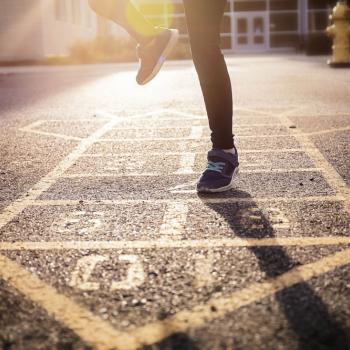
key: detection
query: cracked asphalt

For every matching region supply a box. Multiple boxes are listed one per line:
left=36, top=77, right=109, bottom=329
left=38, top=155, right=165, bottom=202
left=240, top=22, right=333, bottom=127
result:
left=0, top=55, right=350, bottom=350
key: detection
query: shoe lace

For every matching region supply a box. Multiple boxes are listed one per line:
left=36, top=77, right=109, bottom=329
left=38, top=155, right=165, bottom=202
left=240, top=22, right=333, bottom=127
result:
left=206, top=161, right=226, bottom=173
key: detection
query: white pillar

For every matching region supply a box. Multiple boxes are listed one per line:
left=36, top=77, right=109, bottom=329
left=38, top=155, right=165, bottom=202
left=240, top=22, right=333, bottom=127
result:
left=298, top=0, right=309, bottom=36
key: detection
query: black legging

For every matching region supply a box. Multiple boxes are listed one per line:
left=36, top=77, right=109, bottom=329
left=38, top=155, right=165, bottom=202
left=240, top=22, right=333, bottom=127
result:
left=183, top=0, right=233, bottom=149
left=89, top=0, right=234, bottom=149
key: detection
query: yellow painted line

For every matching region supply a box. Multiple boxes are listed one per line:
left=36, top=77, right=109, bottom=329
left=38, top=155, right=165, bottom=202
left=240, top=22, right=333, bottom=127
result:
left=63, top=173, right=160, bottom=178
left=159, top=201, right=188, bottom=239
left=1, top=237, right=350, bottom=251
left=241, top=167, right=320, bottom=173
left=80, top=149, right=305, bottom=157
left=95, top=109, right=167, bottom=120
left=194, top=251, right=214, bottom=288
left=189, top=126, right=204, bottom=139
left=127, top=248, right=350, bottom=349
left=0, top=254, right=139, bottom=350
left=174, top=153, right=196, bottom=174
left=164, top=107, right=286, bottom=120
left=157, top=108, right=206, bottom=119
left=278, top=113, right=350, bottom=213
left=237, top=106, right=296, bottom=118
left=62, top=168, right=321, bottom=178
left=31, top=195, right=344, bottom=207
left=109, top=123, right=284, bottom=130
left=304, top=126, right=350, bottom=136
left=62, top=173, right=159, bottom=178
left=99, top=134, right=294, bottom=142
left=20, top=120, right=46, bottom=130
left=286, top=113, right=350, bottom=119
left=0, top=118, right=122, bottom=233
left=20, top=128, right=83, bottom=141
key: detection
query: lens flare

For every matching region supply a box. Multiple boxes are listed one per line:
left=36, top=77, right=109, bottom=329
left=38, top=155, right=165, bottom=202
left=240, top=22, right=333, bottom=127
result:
left=126, top=0, right=175, bottom=37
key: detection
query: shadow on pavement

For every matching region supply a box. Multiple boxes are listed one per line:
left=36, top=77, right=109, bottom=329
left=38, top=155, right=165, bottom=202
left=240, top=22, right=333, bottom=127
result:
left=199, top=189, right=349, bottom=350
left=142, top=332, right=199, bottom=350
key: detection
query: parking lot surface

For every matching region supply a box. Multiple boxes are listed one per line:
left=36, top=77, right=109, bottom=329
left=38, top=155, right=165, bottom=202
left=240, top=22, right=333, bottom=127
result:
left=0, top=55, right=350, bottom=349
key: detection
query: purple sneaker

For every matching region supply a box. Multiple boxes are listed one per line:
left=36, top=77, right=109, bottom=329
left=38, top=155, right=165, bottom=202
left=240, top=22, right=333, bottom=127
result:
left=136, top=28, right=179, bottom=85
left=197, top=148, right=239, bottom=193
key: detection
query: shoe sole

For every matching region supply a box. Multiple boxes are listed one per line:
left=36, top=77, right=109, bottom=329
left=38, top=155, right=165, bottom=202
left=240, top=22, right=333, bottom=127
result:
left=196, top=166, right=240, bottom=194
left=138, top=29, right=179, bottom=85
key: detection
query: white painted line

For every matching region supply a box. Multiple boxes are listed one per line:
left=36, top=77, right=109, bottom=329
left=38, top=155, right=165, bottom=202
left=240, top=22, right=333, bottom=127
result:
left=109, top=123, right=283, bottom=130
left=69, top=255, right=107, bottom=291
left=267, top=207, right=290, bottom=230
left=159, top=108, right=205, bottom=119
left=99, top=134, right=294, bottom=142
left=194, top=252, right=214, bottom=288
left=53, top=210, right=104, bottom=236
left=2, top=236, right=350, bottom=251
left=63, top=173, right=160, bottom=178
left=304, top=126, right=350, bottom=136
left=31, top=195, right=345, bottom=207
left=62, top=168, right=321, bottom=178
left=159, top=201, right=188, bottom=239
left=110, top=255, right=145, bottom=290
left=174, top=153, right=196, bottom=175
left=20, top=128, right=82, bottom=141
left=189, top=126, right=204, bottom=139
left=94, top=109, right=167, bottom=120
left=19, top=120, right=46, bottom=131
left=237, top=106, right=296, bottom=118
left=80, top=149, right=305, bottom=157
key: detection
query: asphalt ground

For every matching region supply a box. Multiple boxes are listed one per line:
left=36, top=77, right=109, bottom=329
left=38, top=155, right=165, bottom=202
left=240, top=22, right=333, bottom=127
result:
left=0, top=54, right=350, bottom=350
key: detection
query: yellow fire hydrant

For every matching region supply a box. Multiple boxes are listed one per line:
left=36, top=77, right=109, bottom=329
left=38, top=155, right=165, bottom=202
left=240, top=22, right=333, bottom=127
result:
left=326, top=1, right=350, bottom=67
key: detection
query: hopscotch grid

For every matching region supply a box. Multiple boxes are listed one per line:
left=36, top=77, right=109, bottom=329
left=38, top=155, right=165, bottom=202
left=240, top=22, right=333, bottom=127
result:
left=276, top=107, right=350, bottom=213
left=0, top=107, right=349, bottom=350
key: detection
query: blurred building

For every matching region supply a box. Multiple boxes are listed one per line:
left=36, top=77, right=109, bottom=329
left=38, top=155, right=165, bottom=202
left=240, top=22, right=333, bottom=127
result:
left=0, top=0, right=100, bottom=62
left=1, top=0, right=347, bottom=62
left=139, top=0, right=347, bottom=53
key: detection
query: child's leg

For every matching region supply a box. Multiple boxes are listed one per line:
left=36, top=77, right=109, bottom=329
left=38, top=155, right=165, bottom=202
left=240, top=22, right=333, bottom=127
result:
left=184, top=0, right=238, bottom=193
left=182, top=0, right=234, bottom=150
left=88, top=0, right=161, bottom=44
left=88, top=0, right=179, bottom=85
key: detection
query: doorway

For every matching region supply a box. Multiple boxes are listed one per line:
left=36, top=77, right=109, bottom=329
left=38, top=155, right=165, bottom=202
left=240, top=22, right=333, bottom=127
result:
left=232, top=12, right=269, bottom=52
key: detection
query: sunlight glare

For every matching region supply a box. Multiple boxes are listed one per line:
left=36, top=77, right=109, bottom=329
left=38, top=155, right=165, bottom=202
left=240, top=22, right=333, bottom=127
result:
left=126, top=0, right=175, bottom=37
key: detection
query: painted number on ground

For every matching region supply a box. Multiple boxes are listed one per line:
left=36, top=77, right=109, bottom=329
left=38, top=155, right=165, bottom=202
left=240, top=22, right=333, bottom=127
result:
left=69, top=254, right=145, bottom=291
left=53, top=211, right=104, bottom=235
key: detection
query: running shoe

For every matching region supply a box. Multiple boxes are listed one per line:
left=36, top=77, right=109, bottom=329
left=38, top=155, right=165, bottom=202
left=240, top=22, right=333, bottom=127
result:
left=136, top=28, right=179, bottom=85
left=196, top=148, right=239, bottom=193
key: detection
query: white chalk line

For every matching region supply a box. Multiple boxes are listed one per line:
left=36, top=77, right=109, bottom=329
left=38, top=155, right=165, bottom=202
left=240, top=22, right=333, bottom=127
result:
left=109, top=123, right=285, bottom=130
left=159, top=201, right=188, bottom=239
left=98, top=134, right=296, bottom=142
left=80, top=149, right=306, bottom=157
left=1, top=236, right=350, bottom=251
left=304, top=126, right=350, bottom=136
left=30, top=195, right=344, bottom=207
left=61, top=168, right=321, bottom=178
